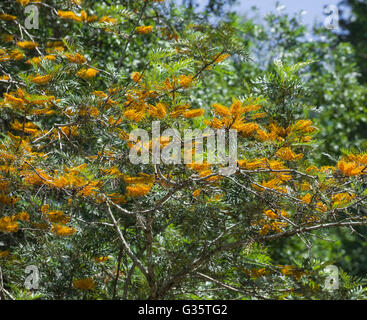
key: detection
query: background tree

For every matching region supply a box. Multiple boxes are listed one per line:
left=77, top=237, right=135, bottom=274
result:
left=1, top=0, right=367, bottom=300
left=339, top=0, right=367, bottom=83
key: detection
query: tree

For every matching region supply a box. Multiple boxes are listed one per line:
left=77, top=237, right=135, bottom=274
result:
left=182, top=0, right=237, bottom=16
left=1, top=0, right=367, bottom=300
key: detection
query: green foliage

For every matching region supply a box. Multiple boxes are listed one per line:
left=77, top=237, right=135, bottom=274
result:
left=339, top=0, right=367, bottom=82
left=1, top=0, right=367, bottom=301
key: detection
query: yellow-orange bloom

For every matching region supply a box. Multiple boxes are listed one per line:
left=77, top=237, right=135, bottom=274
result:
left=31, top=74, right=52, bottom=85
left=1, top=34, right=14, bottom=43
left=0, top=216, right=19, bottom=233
left=73, top=278, right=95, bottom=290
left=16, top=0, right=31, bottom=6
left=264, top=209, right=289, bottom=220
left=17, top=41, right=38, bottom=49
left=0, top=251, right=9, bottom=258
left=65, top=53, right=86, bottom=64
left=26, top=55, right=56, bottom=65
left=99, top=16, right=117, bottom=24
left=136, top=26, right=153, bottom=34
left=47, top=211, right=70, bottom=224
left=57, top=10, right=82, bottom=22
left=243, top=105, right=262, bottom=113
left=179, top=75, right=193, bottom=87
left=94, top=256, right=109, bottom=263
left=238, top=158, right=264, bottom=170
left=0, top=14, right=17, bottom=21
left=316, top=201, right=327, bottom=212
left=212, top=103, right=231, bottom=117
left=332, top=192, right=355, bottom=208
left=131, top=72, right=142, bottom=83
left=77, top=68, right=99, bottom=79
left=348, top=154, right=367, bottom=165
left=51, top=224, right=76, bottom=236
left=41, top=204, right=50, bottom=213
left=337, top=160, right=365, bottom=177
left=126, top=183, right=152, bottom=197
left=124, top=173, right=154, bottom=184
left=15, top=211, right=30, bottom=221
left=183, top=109, right=204, bottom=118
left=207, top=117, right=224, bottom=129
left=236, top=122, right=259, bottom=136
left=214, top=53, right=230, bottom=63
left=251, top=112, right=267, bottom=120
left=3, top=93, right=24, bottom=106
left=149, top=102, right=167, bottom=119
left=8, top=49, right=25, bottom=60
left=276, top=147, right=303, bottom=161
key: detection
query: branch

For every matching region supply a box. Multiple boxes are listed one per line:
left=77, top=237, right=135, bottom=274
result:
left=106, top=201, right=149, bottom=282
left=195, top=272, right=246, bottom=295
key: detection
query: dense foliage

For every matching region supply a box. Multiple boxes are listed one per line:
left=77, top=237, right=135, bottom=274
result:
left=1, top=0, right=367, bottom=300
left=339, top=0, right=367, bottom=83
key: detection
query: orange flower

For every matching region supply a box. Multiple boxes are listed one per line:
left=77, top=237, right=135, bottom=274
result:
left=179, top=75, right=193, bottom=87
left=348, top=154, right=367, bottom=165
left=126, top=183, right=152, bottom=197
left=264, top=209, right=289, bottom=219
left=214, top=53, right=230, bottom=63
left=26, top=55, right=56, bottom=65
left=0, top=251, right=9, bottom=258
left=243, top=105, right=261, bottom=113
left=16, top=211, right=30, bottom=221
left=337, top=160, right=364, bottom=177
left=301, top=193, right=312, bottom=204
left=57, top=10, right=82, bottom=22
left=77, top=68, right=99, bottom=79
left=316, top=201, right=327, bottom=212
left=41, top=204, right=50, bottom=213
left=207, top=117, right=224, bottom=129
left=1, top=34, right=14, bottom=43
left=73, top=278, right=95, bottom=290
left=17, top=41, right=38, bottom=49
left=238, top=158, right=264, bottom=170
left=94, top=256, right=109, bottom=263
left=65, top=53, right=86, bottom=64
left=99, top=16, right=117, bottom=24
left=131, top=72, right=142, bottom=83
left=149, top=103, right=167, bottom=119
left=276, top=147, right=303, bottom=161
left=212, top=103, right=231, bottom=117
left=236, top=122, right=259, bottom=136
left=16, top=0, right=31, bottom=6
left=47, top=211, right=70, bottom=224
left=51, top=224, right=76, bottom=236
left=31, top=74, right=52, bottom=85
left=0, top=216, right=19, bottom=233
left=136, top=26, right=153, bottom=34
left=0, top=14, right=17, bottom=21
left=124, top=173, right=154, bottom=184
left=332, top=192, right=355, bottom=208
left=183, top=109, right=204, bottom=118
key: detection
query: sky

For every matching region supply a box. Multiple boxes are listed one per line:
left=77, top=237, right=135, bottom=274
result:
left=233, top=0, right=341, bottom=26
left=181, top=0, right=346, bottom=29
